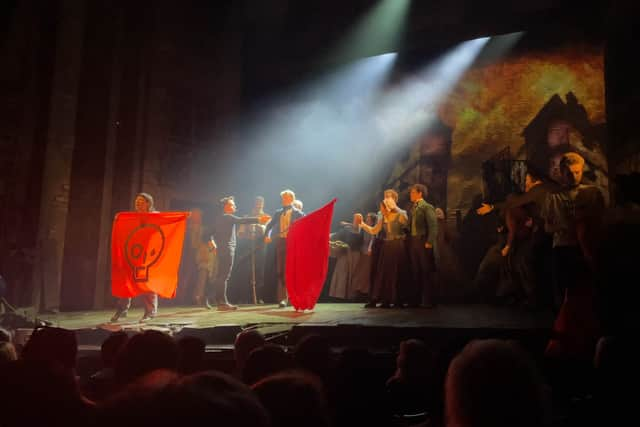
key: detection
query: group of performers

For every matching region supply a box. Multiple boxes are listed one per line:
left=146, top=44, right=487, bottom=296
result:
left=472, top=151, right=604, bottom=314
left=109, top=183, right=440, bottom=322
left=110, top=189, right=305, bottom=322
left=109, top=150, right=601, bottom=323
left=326, top=151, right=604, bottom=315
left=330, top=184, right=439, bottom=309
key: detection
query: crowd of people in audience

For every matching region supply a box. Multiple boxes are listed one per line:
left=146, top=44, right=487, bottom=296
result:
left=1, top=321, right=638, bottom=427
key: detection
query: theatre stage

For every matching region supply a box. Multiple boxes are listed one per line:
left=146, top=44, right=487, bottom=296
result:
left=38, top=303, right=555, bottom=351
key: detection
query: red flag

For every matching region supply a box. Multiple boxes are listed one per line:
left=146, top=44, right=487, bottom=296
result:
left=285, top=199, right=336, bottom=310
left=111, top=212, right=189, bottom=299
left=545, top=284, right=601, bottom=361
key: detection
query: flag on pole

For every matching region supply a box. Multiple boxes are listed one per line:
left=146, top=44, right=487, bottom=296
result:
left=285, top=199, right=336, bottom=310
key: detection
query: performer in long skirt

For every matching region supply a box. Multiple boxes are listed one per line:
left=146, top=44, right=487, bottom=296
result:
left=359, top=192, right=408, bottom=308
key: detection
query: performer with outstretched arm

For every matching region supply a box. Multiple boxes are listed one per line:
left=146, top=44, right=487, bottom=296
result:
left=206, top=196, right=271, bottom=311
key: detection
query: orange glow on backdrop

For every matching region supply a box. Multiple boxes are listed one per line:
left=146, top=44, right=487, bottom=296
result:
left=436, top=44, right=605, bottom=209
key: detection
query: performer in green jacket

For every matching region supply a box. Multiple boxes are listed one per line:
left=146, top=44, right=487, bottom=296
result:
left=408, top=184, right=438, bottom=308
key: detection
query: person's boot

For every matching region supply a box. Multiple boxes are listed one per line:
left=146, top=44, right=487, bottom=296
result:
left=217, top=302, right=238, bottom=311
left=110, top=309, right=128, bottom=323
left=140, top=311, right=156, bottom=322
left=195, top=296, right=213, bottom=310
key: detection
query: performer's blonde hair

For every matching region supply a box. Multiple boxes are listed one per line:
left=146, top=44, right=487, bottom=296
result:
left=280, top=189, right=296, bottom=199
left=560, top=152, right=585, bottom=168
left=384, top=188, right=399, bottom=201
left=135, top=192, right=156, bottom=211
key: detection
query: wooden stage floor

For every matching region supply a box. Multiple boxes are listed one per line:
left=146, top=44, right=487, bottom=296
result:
left=39, top=303, right=555, bottom=334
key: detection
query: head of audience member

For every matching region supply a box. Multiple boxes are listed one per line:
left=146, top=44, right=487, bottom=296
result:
left=445, top=339, right=549, bottom=427
left=115, top=330, right=179, bottom=387
left=292, top=199, right=303, bottom=211
left=281, top=189, right=295, bottom=207
left=96, top=369, right=180, bottom=427
left=392, top=339, right=433, bottom=384
left=177, top=336, right=206, bottom=374
left=21, top=327, right=78, bottom=372
left=234, top=329, right=266, bottom=375
left=594, top=207, right=640, bottom=333
left=242, top=343, right=294, bottom=386
left=559, top=152, right=585, bottom=188
left=253, top=370, right=329, bottom=427
left=594, top=336, right=619, bottom=371
left=294, top=334, right=332, bottom=381
left=150, top=371, right=270, bottom=427
left=1, top=359, right=88, bottom=426
left=333, top=347, right=390, bottom=424
left=101, top=332, right=129, bottom=370
left=593, top=336, right=640, bottom=416
left=594, top=335, right=640, bottom=380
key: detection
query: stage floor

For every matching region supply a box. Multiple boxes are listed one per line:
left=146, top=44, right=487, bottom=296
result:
left=39, top=303, right=555, bottom=333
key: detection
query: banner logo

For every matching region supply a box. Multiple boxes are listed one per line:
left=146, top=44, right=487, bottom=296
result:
left=124, top=223, right=165, bottom=283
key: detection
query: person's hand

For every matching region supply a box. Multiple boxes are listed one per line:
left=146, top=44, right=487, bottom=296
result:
left=476, top=203, right=493, bottom=215
left=501, top=245, right=510, bottom=257
left=264, top=236, right=272, bottom=244
left=525, top=217, right=533, bottom=228
left=207, top=240, right=217, bottom=253
left=425, top=242, right=433, bottom=249
left=384, top=197, right=398, bottom=211
left=259, top=214, right=271, bottom=224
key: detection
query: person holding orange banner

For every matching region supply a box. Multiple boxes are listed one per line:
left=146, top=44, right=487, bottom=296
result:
left=111, top=193, right=160, bottom=323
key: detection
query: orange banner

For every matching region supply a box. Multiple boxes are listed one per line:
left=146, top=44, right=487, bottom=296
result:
left=111, top=212, right=189, bottom=299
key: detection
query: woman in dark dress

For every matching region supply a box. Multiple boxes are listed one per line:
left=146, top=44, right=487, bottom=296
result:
left=359, top=197, right=408, bottom=308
